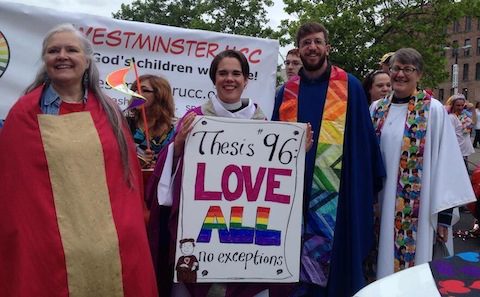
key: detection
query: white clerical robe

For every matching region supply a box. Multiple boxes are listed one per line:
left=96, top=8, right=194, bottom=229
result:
left=370, top=97, right=475, bottom=279
left=354, top=263, right=440, bottom=297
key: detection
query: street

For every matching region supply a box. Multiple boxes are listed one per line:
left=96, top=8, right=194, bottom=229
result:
left=453, top=147, right=480, bottom=253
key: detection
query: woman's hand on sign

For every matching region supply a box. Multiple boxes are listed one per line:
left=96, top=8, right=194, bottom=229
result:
left=138, top=149, right=154, bottom=168
left=174, top=112, right=196, bottom=159
left=306, top=123, right=314, bottom=152
left=144, top=149, right=154, bottom=167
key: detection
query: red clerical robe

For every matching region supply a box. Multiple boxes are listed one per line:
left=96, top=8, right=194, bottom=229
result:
left=0, top=86, right=158, bottom=297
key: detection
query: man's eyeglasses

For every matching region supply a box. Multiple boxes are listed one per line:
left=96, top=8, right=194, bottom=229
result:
left=299, top=38, right=326, bottom=48
left=284, top=60, right=302, bottom=66
left=389, top=66, right=417, bottom=75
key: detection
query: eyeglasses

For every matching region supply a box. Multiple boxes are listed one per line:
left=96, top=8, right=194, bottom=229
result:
left=284, top=60, right=302, bottom=66
left=141, top=88, right=155, bottom=93
left=389, top=66, right=417, bottom=75
left=299, top=38, right=326, bottom=48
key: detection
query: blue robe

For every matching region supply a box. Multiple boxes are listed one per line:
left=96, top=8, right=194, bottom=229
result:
left=272, top=65, right=385, bottom=297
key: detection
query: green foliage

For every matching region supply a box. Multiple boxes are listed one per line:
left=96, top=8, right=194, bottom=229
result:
left=279, top=0, right=480, bottom=88
left=113, top=0, right=274, bottom=38
left=276, top=63, right=285, bottom=86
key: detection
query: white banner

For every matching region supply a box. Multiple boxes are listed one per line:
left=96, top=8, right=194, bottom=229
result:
left=175, top=116, right=305, bottom=283
left=0, top=2, right=278, bottom=119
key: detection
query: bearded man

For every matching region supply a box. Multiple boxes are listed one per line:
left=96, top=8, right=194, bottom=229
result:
left=272, top=22, right=385, bottom=297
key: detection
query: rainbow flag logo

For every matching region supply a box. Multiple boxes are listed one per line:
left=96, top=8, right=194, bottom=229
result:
left=106, top=65, right=146, bottom=110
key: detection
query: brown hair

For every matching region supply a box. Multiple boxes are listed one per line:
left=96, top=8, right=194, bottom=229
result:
left=130, top=75, right=175, bottom=135
left=286, top=48, right=300, bottom=57
left=362, top=70, right=390, bottom=104
left=209, top=50, right=249, bottom=84
left=296, top=22, right=329, bottom=47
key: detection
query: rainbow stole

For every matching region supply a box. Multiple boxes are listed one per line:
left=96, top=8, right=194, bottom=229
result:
left=372, top=91, right=430, bottom=272
left=279, top=66, right=348, bottom=286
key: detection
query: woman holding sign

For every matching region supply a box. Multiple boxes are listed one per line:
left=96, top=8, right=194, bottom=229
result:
left=146, top=50, right=304, bottom=297
left=0, top=24, right=157, bottom=296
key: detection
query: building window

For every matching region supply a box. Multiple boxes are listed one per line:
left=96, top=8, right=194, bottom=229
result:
left=452, top=40, right=458, bottom=57
left=478, top=38, right=480, bottom=55
left=476, top=63, right=480, bottom=80
left=464, top=39, right=471, bottom=56
left=463, top=63, right=469, bottom=81
left=439, top=89, right=444, bottom=102
left=453, top=20, right=460, bottom=33
left=450, top=88, right=455, bottom=96
left=466, top=16, right=472, bottom=32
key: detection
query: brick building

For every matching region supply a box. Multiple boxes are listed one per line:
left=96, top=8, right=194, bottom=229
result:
left=435, top=16, right=480, bottom=103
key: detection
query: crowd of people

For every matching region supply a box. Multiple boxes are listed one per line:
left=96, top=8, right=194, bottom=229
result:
left=0, top=20, right=478, bottom=297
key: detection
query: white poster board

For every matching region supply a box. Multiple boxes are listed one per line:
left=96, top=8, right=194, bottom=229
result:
left=175, top=116, right=305, bottom=283
left=0, top=2, right=278, bottom=119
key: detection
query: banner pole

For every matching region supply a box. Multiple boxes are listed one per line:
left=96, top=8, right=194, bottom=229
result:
left=132, top=59, right=151, bottom=151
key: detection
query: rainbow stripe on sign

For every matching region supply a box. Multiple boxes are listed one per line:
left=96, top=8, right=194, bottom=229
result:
left=196, top=206, right=281, bottom=246
left=230, top=207, right=255, bottom=243
left=255, top=207, right=281, bottom=246
left=196, top=206, right=230, bottom=243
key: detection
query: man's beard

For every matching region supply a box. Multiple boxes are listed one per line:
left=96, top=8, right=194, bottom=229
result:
left=300, top=53, right=327, bottom=71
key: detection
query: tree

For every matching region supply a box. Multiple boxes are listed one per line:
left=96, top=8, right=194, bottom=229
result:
left=113, top=0, right=274, bottom=38
left=279, top=0, right=480, bottom=88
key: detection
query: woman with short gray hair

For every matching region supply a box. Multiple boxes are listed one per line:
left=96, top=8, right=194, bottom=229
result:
left=369, top=47, right=475, bottom=280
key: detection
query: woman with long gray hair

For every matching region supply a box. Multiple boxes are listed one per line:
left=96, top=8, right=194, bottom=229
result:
left=0, top=23, right=157, bottom=297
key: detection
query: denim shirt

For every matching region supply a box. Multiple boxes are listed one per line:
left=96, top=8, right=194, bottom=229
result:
left=40, top=84, right=88, bottom=115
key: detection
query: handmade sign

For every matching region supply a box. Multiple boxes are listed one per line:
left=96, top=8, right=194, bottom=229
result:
left=175, top=116, right=306, bottom=283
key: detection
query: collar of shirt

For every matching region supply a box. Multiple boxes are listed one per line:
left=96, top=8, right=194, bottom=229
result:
left=392, top=95, right=412, bottom=104
left=41, top=84, right=88, bottom=115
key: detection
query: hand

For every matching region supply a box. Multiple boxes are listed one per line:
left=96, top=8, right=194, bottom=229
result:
left=143, top=149, right=153, bottom=164
left=305, top=123, right=314, bottom=152
left=138, top=149, right=154, bottom=168
left=143, top=149, right=154, bottom=167
left=174, top=112, right=196, bottom=158
left=437, top=224, right=449, bottom=243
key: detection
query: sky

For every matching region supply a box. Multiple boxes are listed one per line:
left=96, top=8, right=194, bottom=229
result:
left=2, top=0, right=292, bottom=61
